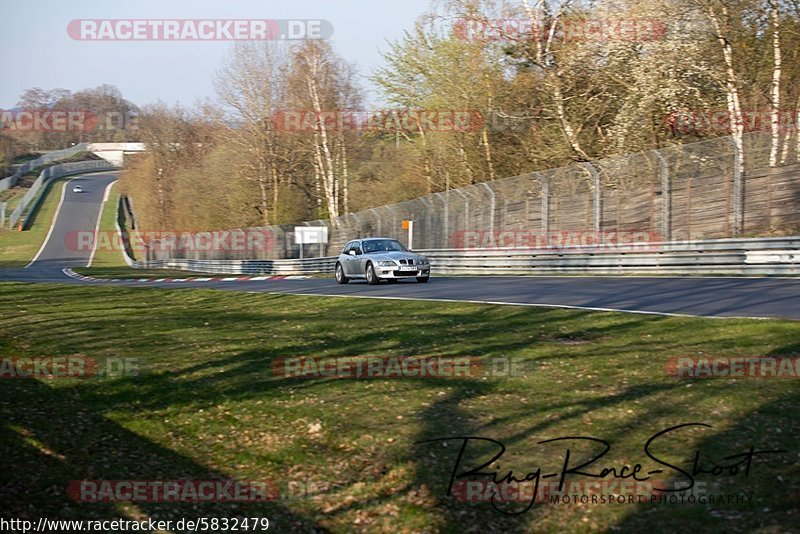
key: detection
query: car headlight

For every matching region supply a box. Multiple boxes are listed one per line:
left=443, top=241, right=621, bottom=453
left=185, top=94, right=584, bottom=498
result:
left=377, top=261, right=396, bottom=267
left=417, top=259, right=429, bottom=265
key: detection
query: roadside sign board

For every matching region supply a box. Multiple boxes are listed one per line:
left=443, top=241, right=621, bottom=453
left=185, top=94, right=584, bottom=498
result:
left=294, top=226, right=328, bottom=245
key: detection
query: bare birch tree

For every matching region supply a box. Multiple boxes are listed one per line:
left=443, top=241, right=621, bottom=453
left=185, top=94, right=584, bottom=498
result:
left=215, top=42, right=288, bottom=225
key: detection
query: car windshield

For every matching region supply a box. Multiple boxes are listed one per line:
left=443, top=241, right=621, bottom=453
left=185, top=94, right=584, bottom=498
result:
left=362, top=239, right=407, bottom=253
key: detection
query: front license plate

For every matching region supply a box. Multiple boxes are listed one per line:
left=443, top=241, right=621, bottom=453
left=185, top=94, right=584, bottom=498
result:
left=399, top=266, right=417, bottom=271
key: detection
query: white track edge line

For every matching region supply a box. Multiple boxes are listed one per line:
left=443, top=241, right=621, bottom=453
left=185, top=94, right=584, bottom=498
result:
left=87, top=180, right=117, bottom=267
left=249, top=290, right=774, bottom=320
left=25, top=179, right=72, bottom=268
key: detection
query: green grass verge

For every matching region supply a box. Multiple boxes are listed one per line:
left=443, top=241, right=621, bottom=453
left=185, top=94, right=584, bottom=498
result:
left=12, top=153, right=39, bottom=165
left=84, top=183, right=128, bottom=269
left=0, top=185, right=25, bottom=203
left=74, top=267, right=226, bottom=279
left=0, top=178, right=70, bottom=268
left=0, top=283, right=797, bottom=532
left=0, top=187, right=30, bottom=217
left=73, top=267, right=332, bottom=279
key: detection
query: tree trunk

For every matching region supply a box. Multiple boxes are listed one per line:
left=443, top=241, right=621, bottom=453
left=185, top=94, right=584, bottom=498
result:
left=339, top=134, right=350, bottom=214
left=458, top=135, right=475, bottom=185
left=258, top=159, right=269, bottom=225
left=482, top=126, right=496, bottom=181
left=769, top=0, right=782, bottom=167
left=552, top=76, right=592, bottom=162
left=416, top=124, right=433, bottom=193
left=707, top=3, right=745, bottom=234
left=306, top=69, right=339, bottom=224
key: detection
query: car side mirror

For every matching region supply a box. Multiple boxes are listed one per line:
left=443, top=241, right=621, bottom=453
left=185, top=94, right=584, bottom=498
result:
left=349, top=250, right=357, bottom=256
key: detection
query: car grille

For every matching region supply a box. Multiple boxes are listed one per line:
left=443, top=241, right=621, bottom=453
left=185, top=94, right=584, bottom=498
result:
left=393, top=270, right=418, bottom=277
left=398, top=258, right=415, bottom=265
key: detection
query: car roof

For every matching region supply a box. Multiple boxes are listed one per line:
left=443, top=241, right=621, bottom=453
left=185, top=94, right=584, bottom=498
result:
left=345, top=237, right=399, bottom=246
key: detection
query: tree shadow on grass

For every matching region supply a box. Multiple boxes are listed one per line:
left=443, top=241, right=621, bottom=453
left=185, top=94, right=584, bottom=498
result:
left=611, top=390, right=800, bottom=532
left=0, top=378, right=325, bottom=532
left=3, top=284, right=797, bottom=531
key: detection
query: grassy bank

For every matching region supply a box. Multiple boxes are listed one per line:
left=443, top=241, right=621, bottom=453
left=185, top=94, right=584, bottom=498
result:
left=0, top=283, right=797, bottom=532
left=0, top=178, right=70, bottom=268
left=73, top=267, right=226, bottom=279
left=84, top=182, right=128, bottom=269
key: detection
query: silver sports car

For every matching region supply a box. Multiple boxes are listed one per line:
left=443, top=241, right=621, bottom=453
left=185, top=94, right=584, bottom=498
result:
left=335, top=238, right=430, bottom=284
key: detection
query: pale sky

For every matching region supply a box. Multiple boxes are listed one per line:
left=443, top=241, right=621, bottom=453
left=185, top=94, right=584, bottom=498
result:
left=0, top=0, right=434, bottom=109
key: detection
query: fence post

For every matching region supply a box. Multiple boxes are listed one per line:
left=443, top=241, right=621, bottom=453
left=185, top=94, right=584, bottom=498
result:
left=419, top=197, right=434, bottom=249
left=443, top=191, right=449, bottom=247
left=480, top=182, right=496, bottom=236
left=730, top=137, right=743, bottom=237
left=582, top=163, right=601, bottom=233
left=452, top=189, right=469, bottom=244
left=652, top=150, right=671, bottom=241
left=350, top=212, right=362, bottom=242
left=388, top=206, right=398, bottom=239
left=370, top=208, right=381, bottom=235
left=433, top=192, right=449, bottom=247
left=535, top=173, right=549, bottom=235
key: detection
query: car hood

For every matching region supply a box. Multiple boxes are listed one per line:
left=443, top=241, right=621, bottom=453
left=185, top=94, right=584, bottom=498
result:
left=365, top=251, right=426, bottom=262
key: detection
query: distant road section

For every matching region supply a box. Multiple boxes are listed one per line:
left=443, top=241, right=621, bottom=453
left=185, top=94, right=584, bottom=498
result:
left=14, top=172, right=118, bottom=276
left=0, top=171, right=798, bottom=320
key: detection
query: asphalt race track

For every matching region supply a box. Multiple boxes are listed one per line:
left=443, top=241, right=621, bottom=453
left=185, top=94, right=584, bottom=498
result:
left=2, top=172, right=799, bottom=320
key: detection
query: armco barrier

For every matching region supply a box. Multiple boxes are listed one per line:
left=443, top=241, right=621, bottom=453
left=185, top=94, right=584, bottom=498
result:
left=128, top=237, right=800, bottom=276
left=0, top=144, right=90, bottom=226
left=0, top=144, right=89, bottom=193
left=11, top=160, right=118, bottom=229
left=138, top=257, right=338, bottom=275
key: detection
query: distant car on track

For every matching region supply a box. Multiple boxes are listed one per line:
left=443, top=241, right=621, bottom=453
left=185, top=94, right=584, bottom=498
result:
left=335, top=237, right=430, bottom=285
left=72, top=185, right=84, bottom=193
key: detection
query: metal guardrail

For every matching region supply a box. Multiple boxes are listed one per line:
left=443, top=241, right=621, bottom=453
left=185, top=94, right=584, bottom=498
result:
left=0, top=144, right=89, bottom=193
left=140, top=257, right=338, bottom=275
left=150, top=131, right=800, bottom=262
left=127, top=237, right=800, bottom=276
left=0, top=144, right=91, bottom=226
left=11, top=160, right=118, bottom=229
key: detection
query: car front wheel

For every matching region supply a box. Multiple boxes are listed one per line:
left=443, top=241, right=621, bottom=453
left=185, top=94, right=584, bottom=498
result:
left=366, top=263, right=380, bottom=285
left=335, top=263, right=349, bottom=284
